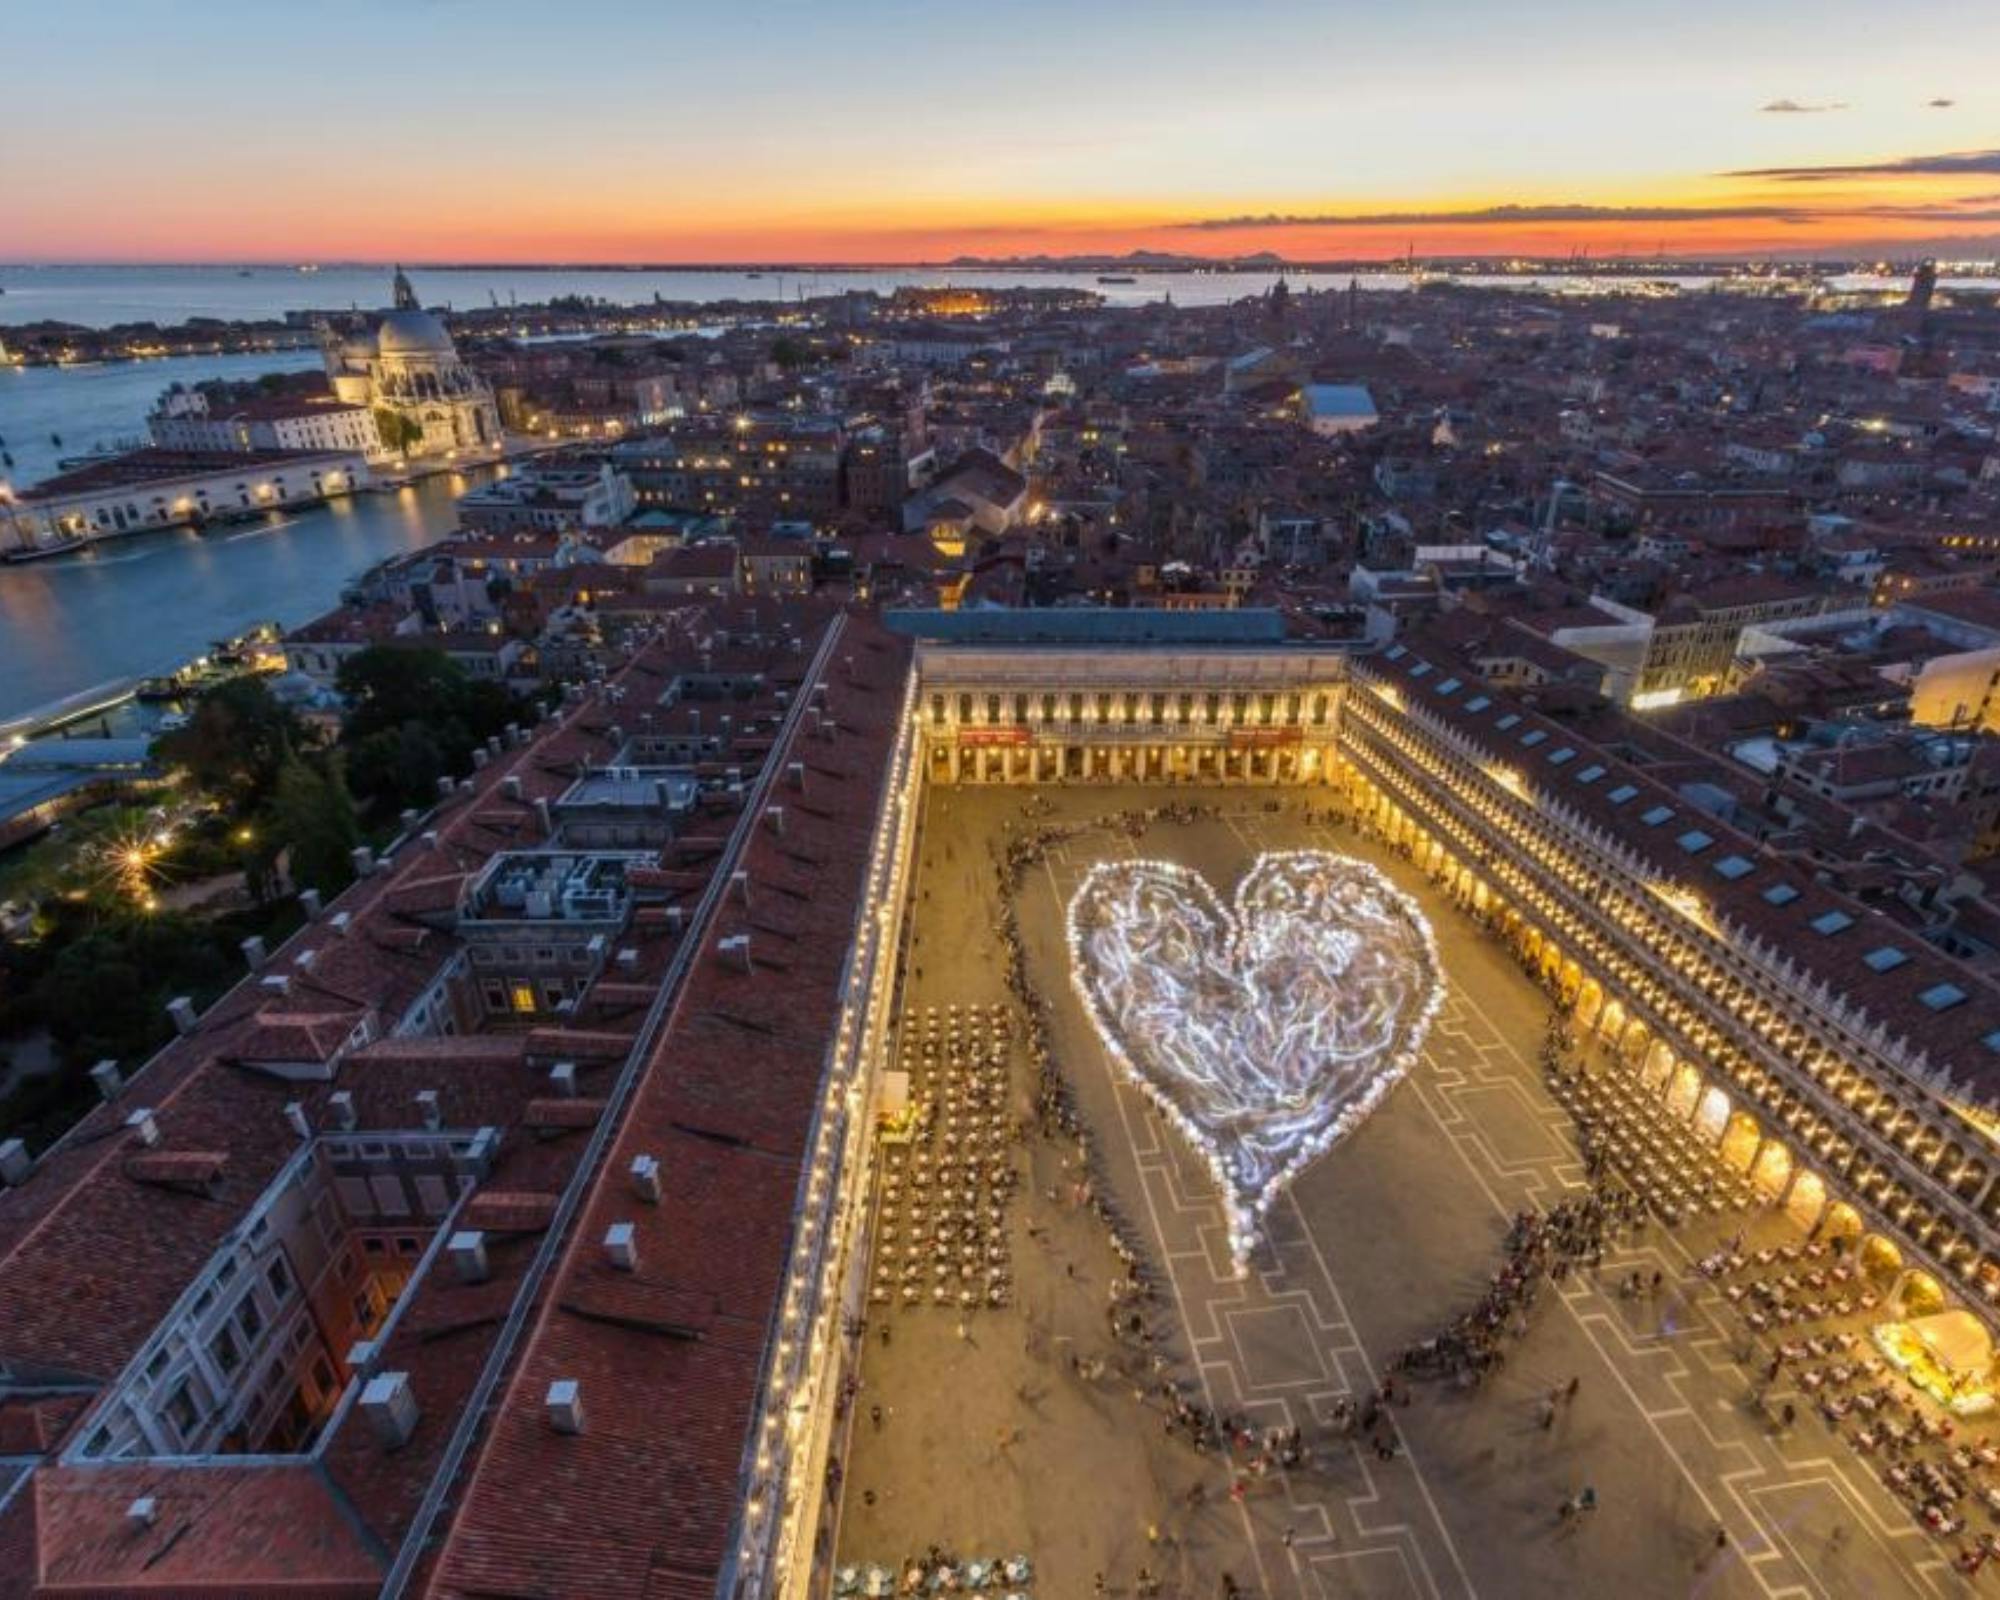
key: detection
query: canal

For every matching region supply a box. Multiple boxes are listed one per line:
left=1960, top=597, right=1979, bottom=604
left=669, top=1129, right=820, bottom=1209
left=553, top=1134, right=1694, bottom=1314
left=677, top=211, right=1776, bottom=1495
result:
left=0, top=470, right=480, bottom=726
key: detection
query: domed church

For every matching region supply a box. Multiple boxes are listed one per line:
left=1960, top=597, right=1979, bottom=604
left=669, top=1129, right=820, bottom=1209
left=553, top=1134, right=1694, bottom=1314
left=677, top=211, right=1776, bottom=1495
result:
left=322, top=269, right=501, bottom=459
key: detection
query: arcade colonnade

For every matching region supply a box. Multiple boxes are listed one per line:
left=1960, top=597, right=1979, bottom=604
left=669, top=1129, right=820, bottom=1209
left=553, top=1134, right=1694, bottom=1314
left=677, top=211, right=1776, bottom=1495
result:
left=904, top=640, right=1998, bottom=1345
left=1336, top=680, right=1997, bottom=1339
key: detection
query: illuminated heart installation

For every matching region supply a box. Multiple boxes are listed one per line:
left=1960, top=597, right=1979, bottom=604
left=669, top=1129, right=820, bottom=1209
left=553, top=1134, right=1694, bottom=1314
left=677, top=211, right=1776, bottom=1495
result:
left=1067, top=851, right=1443, bottom=1274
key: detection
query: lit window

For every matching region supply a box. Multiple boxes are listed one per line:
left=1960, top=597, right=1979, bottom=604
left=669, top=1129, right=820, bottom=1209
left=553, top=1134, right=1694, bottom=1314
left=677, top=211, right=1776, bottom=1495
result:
left=511, top=983, right=537, bottom=1014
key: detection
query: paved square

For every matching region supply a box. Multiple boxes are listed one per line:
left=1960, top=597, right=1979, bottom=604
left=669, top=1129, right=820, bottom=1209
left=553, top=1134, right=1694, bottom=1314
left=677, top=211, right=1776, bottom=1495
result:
left=830, top=784, right=1949, bottom=1599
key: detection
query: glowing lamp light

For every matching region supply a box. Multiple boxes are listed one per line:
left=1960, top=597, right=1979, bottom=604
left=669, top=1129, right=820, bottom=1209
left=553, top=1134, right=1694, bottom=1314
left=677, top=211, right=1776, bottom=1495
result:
left=1068, top=851, right=1444, bottom=1275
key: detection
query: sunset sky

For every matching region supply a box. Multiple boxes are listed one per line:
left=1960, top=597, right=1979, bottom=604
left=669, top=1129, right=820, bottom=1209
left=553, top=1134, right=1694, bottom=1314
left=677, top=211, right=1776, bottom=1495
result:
left=11, top=0, right=2000, bottom=262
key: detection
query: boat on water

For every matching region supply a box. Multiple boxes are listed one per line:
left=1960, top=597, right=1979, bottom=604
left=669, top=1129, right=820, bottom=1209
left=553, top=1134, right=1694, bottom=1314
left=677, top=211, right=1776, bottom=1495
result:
left=1097, top=274, right=1138, bottom=284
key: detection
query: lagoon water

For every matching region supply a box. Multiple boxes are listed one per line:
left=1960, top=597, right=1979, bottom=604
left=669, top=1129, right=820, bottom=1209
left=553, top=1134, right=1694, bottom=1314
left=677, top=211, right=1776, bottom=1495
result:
left=0, top=471, right=479, bottom=726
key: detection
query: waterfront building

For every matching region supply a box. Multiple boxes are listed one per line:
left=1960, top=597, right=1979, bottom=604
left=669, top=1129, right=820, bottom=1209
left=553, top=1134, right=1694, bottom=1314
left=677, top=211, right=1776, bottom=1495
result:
left=321, top=270, right=502, bottom=462
left=148, top=377, right=385, bottom=460
left=0, top=448, right=370, bottom=557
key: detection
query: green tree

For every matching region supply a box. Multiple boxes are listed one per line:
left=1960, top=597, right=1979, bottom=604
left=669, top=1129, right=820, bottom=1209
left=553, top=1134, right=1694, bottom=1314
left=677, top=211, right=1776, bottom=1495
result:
left=271, top=755, right=359, bottom=897
left=373, top=407, right=423, bottom=455
left=153, top=676, right=307, bottom=811
left=346, top=720, right=447, bottom=814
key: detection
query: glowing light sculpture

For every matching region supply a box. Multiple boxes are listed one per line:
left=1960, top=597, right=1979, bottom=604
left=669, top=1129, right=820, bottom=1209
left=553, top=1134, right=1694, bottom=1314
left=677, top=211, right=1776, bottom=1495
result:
left=1068, top=850, right=1443, bottom=1274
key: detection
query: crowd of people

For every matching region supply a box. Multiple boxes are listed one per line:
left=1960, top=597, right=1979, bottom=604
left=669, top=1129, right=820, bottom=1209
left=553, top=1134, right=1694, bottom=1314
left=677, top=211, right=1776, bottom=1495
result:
left=873, top=1003, right=1020, bottom=1313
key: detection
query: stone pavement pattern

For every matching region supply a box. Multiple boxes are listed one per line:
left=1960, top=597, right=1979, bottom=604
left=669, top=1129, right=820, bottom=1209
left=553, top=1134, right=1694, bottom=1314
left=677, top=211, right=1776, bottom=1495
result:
left=832, top=784, right=1949, bottom=1599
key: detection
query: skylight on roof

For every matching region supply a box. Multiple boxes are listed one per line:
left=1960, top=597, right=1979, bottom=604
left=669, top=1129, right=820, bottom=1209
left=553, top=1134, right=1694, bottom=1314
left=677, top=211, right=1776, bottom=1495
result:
left=1811, top=910, right=1855, bottom=935
left=1550, top=748, right=1576, bottom=765
left=1640, top=805, right=1675, bottom=826
left=1521, top=729, right=1548, bottom=748
left=1464, top=695, right=1491, bottom=713
left=1409, top=662, right=1433, bottom=678
left=1714, top=855, right=1754, bottom=880
left=1983, top=1029, right=2000, bottom=1055
left=1384, top=644, right=1407, bottom=660
left=1677, top=830, right=1713, bottom=854
left=1608, top=785, right=1639, bottom=804
left=1576, top=764, right=1606, bottom=784
left=1496, top=713, right=1521, bottom=731
left=1435, top=677, right=1461, bottom=695
left=1863, top=946, right=1909, bottom=973
left=1763, top=883, right=1800, bottom=905
left=1921, top=983, right=1968, bottom=1012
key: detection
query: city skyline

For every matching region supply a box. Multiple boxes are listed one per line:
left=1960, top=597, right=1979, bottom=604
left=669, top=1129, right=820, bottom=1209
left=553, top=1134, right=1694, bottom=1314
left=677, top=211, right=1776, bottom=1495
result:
left=11, top=0, right=2000, bottom=264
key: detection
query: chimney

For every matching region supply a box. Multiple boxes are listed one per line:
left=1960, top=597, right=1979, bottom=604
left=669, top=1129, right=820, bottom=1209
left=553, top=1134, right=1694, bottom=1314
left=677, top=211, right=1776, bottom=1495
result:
left=328, top=1090, right=357, bottom=1131
left=437, top=776, right=456, bottom=799
left=166, top=996, right=197, bottom=1035
left=126, top=1109, right=160, bottom=1148
left=299, top=888, right=323, bottom=919
left=546, top=1379, right=586, bottom=1435
left=534, top=797, right=553, bottom=836
left=615, top=947, right=639, bottom=971
left=400, top=808, right=420, bottom=832
left=421, top=830, right=440, bottom=851
left=359, top=1372, right=420, bottom=1449
left=486, top=735, right=503, bottom=757
left=350, top=846, right=375, bottom=877
left=471, top=747, right=490, bottom=770
left=719, top=934, right=753, bottom=973
left=347, top=1338, right=379, bottom=1374
left=502, top=774, right=524, bottom=801
left=448, top=1230, right=489, bottom=1283
left=731, top=869, right=751, bottom=906
left=822, top=718, right=837, bottom=743
left=260, top=974, right=291, bottom=998
left=415, top=1089, right=442, bottom=1130
left=0, top=1140, right=30, bottom=1187
left=629, top=1153, right=661, bottom=1203
left=240, top=935, right=267, bottom=969
left=458, top=777, right=476, bottom=795
left=689, top=708, right=701, bottom=734
left=764, top=805, right=785, bottom=836
left=90, top=1060, right=123, bottom=1103
left=666, top=905, right=685, bottom=934
left=126, top=1497, right=158, bottom=1531
left=787, top=761, right=806, bottom=791
left=549, top=1060, right=578, bottom=1098
left=653, top=779, right=670, bottom=812
left=329, top=911, right=352, bottom=937
left=284, top=1102, right=311, bottom=1140
left=603, top=1222, right=638, bottom=1270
